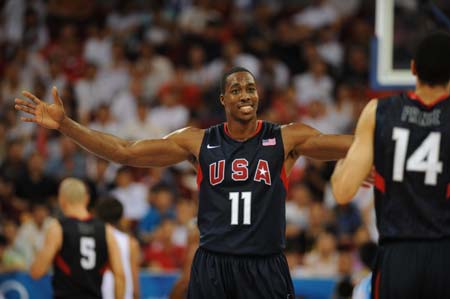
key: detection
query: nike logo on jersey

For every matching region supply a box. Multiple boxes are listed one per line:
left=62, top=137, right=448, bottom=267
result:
left=207, top=144, right=221, bottom=149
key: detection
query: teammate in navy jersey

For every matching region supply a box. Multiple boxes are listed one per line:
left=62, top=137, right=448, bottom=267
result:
left=16, top=66, right=353, bottom=299
left=332, top=32, right=450, bottom=299
left=30, top=178, right=125, bottom=299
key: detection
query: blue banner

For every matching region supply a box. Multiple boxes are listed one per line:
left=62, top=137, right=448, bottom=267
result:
left=0, top=272, right=339, bottom=299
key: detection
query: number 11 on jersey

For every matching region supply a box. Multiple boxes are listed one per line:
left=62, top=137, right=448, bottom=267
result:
left=229, top=192, right=252, bottom=225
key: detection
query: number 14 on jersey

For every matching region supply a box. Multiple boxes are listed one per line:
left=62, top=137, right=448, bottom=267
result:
left=392, top=127, right=443, bottom=185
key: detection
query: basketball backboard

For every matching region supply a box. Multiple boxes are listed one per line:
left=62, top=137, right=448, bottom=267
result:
left=371, top=0, right=450, bottom=90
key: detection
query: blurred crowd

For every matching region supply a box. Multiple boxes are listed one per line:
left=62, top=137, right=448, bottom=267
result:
left=0, top=0, right=391, bottom=297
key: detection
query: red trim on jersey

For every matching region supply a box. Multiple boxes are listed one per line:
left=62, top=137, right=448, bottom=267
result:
left=447, top=184, right=450, bottom=199
left=224, top=120, right=262, bottom=140
left=55, top=254, right=71, bottom=276
left=99, top=262, right=109, bottom=275
left=374, top=271, right=381, bottom=299
left=196, top=164, right=203, bottom=189
left=407, top=92, right=449, bottom=109
left=374, top=170, right=385, bottom=193
left=281, top=165, right=289, bottom=192
left=67, top=215, right=93, bottom=221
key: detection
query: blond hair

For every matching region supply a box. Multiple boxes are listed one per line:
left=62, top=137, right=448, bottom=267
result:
left=59, top=178, right=88, bottom=204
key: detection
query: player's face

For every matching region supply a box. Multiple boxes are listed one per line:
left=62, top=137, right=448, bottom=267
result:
left=221, top=72, right=259, bottom=122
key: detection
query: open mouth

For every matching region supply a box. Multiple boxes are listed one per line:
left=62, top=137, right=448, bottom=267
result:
left=238, top=104, right=254, bottom=113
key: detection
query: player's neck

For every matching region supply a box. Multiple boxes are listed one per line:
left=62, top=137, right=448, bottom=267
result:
left=414, top=83, right=449, bottom=104
left=64, top=206, right=90, bottom=220
left=225, top=119, right=259, bottom=141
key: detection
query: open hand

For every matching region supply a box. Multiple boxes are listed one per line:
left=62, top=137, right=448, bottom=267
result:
left=14, top=87, right=66, bottom=130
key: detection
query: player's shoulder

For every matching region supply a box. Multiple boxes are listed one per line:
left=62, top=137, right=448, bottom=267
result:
left=164, top=126, right=205, bottom=146
left=166, top=126, right=205, bottom=137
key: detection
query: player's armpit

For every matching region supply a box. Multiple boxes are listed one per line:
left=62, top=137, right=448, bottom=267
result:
left=331, top=99, right=377, bottom=204
left=106, top=225, right=125, bottom=299
left=282, top=123, right=353, bottom=160
left=30, top=219, right=62, bottom=279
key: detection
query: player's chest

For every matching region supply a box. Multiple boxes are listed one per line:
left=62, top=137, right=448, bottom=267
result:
left=201, top=143, right=282, bottom=187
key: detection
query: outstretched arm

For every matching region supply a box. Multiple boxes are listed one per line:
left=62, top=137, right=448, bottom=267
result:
left=331, top=100, right=377, bottom=204
left=282, top=123, right=353, bottom=161
left=30, top=219, right=62, bottom=279
left=15, top=88, right=202, bottom=167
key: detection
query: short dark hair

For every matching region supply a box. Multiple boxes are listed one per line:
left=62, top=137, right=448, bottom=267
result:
left=414, top=31, right=450, bottom=86
left=96, top=196, right=123, bottom=225
left=220, top=66, right=256, bottom=95
left=150, top=182, right=173, bottom=195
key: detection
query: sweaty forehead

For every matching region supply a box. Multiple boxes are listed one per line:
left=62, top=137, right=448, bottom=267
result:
left=226, top=72, right=255, bottom=88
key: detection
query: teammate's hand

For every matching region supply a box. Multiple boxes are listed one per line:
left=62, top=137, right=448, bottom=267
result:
left=15, top=86, right=66, bottom=130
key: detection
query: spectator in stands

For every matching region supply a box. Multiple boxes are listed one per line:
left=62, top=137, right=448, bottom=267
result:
left=83, top=21, right=112, bottom=70
left=293, top=58, right=334, bottom=107
left=172, top=199, right=196, bottom=248
left=14, top=202, right=52, bottom=268
left=120, top=101, right=164, bottom=140
left=0, top=139, right=27, bottom=183
left=138, top=183, right=176, bottom=244
left=139, top=41, right=174, bottom=103
left=286, top=183, right=313, bottom=241
left=89, top=104, right=120, bottom=135
left=74, top=62, right=106, bottom=123
left=111, top=166, right=149, bottom=223
left=45, top=136, right=87, bottom=179
left=302, top=230, right=339, bottom=277
left=149, top=81, right=190, bottom=135
left=15, top=152, right=58, bottom=206
left=0, top=219, right=26, bottom=272
left=144, top=218, right=185, bottom=271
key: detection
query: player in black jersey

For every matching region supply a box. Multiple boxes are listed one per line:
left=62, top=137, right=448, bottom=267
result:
left=332, top=32, right=450, bottom=299
left=30, top=178, right=125, bottom=299
left=16, top=66, right=354, bottom=299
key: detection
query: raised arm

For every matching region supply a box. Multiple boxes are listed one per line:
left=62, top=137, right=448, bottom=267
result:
left=282, top=123, right=353, bottom=161
left=30, top=219, right=62, bottom=279
left=331, top=100, right=377, bottom=204
left=15, top=88, right=203, bottom=167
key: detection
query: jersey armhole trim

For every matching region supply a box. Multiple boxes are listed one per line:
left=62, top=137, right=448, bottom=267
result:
left=55, top=254, right=72, bottom=276
left=197, top=164, right=203, bottom=189
left=374, top=169, right=386, bottom=193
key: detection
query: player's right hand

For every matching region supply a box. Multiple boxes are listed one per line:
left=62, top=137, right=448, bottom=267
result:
left=15, top=86, right=65, bottom=130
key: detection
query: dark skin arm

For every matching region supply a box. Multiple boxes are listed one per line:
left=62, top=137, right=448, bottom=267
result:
left=15, top=88, right=203, bottom=168
left=281, top=123, right=354, bottom=174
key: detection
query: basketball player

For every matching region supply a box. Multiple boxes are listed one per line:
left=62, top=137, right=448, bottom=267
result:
left=16, top=66, right=353, bottom=298
left=331, top=32, right=450, bottom=299
left=30, top=178, right=125, bottom=299
left=96, top=196, right=140, bottom=299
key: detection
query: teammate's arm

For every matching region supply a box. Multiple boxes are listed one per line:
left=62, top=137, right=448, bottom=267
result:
left=30, top=219, right=62, bottom=279
left=331, top=99, right=377, bottom=204
left=129, top=236, right=141, bottom=299
left=15, top=88, right=201, bottom=167
left=106, top=225, right=125, bottom=299
left=282, top=123, right=353, bottom=161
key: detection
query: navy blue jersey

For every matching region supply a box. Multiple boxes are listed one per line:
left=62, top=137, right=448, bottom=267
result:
left=197, top=120, right=288, bottom=255
left=374, top=93, right=450, bottom=241
left=53, top=217, right=108, bottom=299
